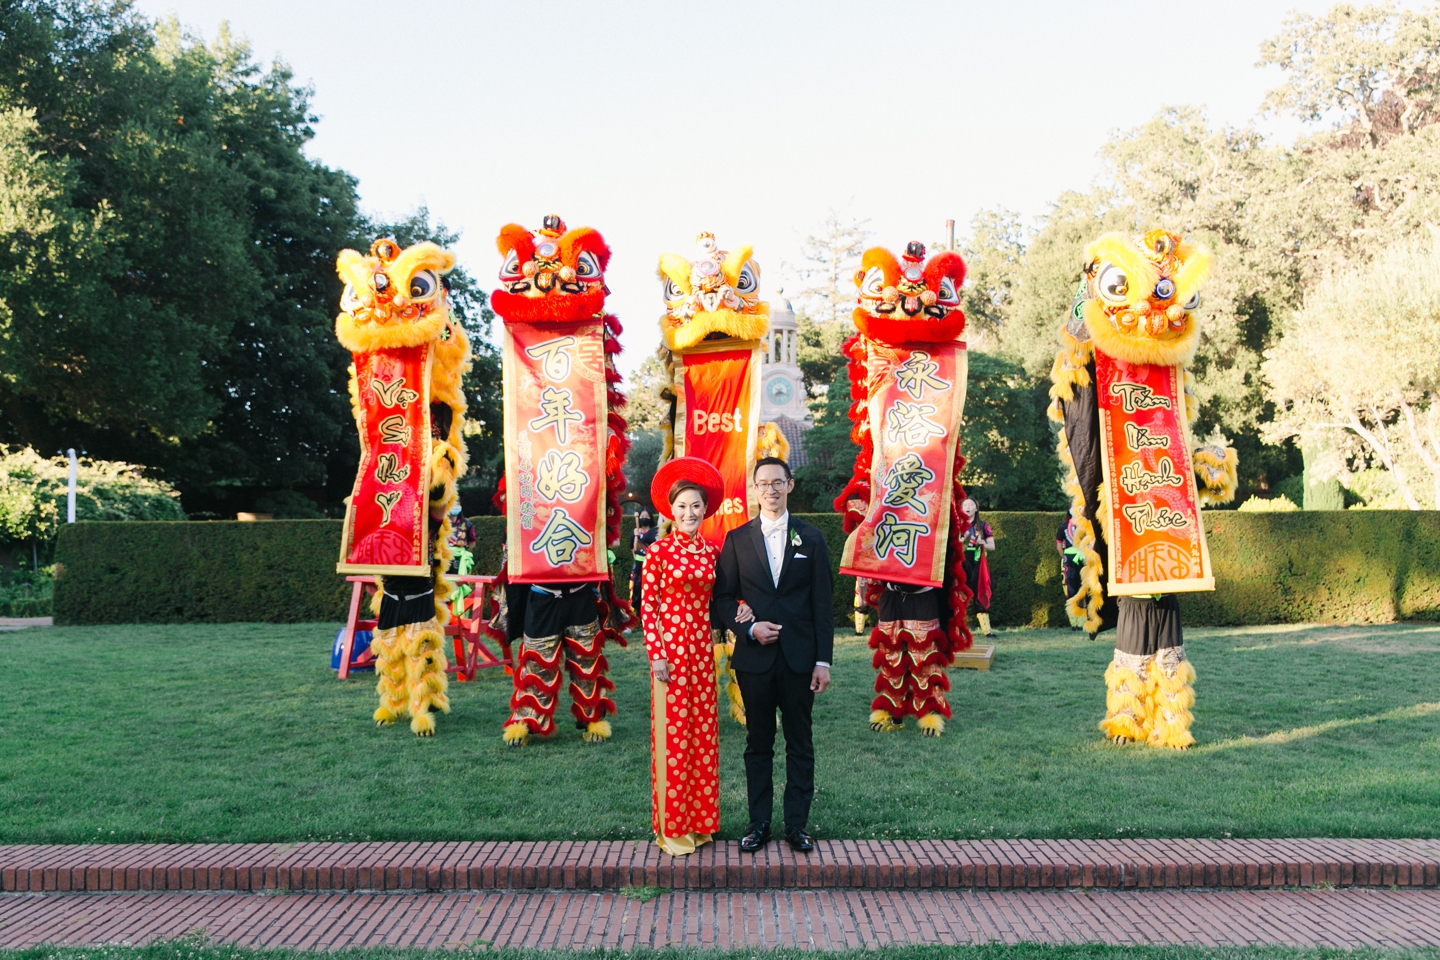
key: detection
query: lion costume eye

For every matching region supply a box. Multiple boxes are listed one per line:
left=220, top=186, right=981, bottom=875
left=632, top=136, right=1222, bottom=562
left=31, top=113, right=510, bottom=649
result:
left=937, top=277, right=959, bottom=305
left=1153, top=278, right=1175, bottom=301
left=576, top=251, right=601, bottom=279
left=860, top=266, right=887, bottom=298
left=1183, top=292, right=1201, bottom=311
left=663, top=277, right=686, bottom=302
left=736, top=261, right=759, bottom=295
left=341, top=283, right=362, bottom=312
left=409, top=270, right=438, bottom=300
left=500, top=250, right=521, bottom=280
left=1097, top=263, right=1129, bottom=303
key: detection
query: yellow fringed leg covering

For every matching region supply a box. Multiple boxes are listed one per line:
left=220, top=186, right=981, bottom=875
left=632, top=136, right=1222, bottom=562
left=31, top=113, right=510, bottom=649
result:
left=917, top=713, right=946, bottom=737
left=714, top=632, right=746, bottom=726
left=398, top=620, right=449, bottom=737
left=370, top=628, right=408, bottom=725
left=869, top=708, right=903, bottom=732
left=1146, top=650, right=1196, bottom=750
left=1099, top=653, right=1150, bottom=744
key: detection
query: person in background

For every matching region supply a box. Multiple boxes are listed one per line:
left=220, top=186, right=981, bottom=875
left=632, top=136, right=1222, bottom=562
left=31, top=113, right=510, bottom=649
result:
left=631, top=511, right=657, bottom=615
left=960, top=497, right=996, bottom=638
left=446, top=503, right=478, bottom=570
left=1056, top=517, right=1085, bottom=631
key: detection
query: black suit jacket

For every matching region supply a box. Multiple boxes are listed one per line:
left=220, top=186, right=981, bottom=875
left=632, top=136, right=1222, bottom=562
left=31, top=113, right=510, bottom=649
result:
left=712, top=514, right=834, bottom=675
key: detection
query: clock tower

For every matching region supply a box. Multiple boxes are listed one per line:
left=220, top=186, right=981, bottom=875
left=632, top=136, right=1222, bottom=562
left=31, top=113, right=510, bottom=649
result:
left=760, top=295, right=812, bottom=464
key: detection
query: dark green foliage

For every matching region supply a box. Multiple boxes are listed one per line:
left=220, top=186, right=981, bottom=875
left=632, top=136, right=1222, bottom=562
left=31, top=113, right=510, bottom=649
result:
left=54, top=512, right=1440, bottom=629
left=622, top=428, right=664, bottom=513
left=795, top=363, right=860, bottom=510
left=0, top=4, right=499, bottom=519
left=959, top=353, right=1067, bottom=510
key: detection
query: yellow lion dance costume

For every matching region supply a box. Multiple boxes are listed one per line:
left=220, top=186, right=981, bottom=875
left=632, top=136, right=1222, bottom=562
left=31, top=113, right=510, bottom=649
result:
left=1049, top=230, right=1237, bottom=750
left=654, top=232, right=789, bottom=725
left=335, top=237, right=471, bottom=736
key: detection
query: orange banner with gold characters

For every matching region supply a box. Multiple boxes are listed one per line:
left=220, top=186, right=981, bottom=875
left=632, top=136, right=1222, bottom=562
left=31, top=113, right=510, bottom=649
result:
left=840, top=340, right=967, bottom=588
left=338, top=345, right=434, bottom=576
left=1094, top=351, right=1214, bottom=595
left=503, top=320, right=610, bottom=584
left=675, top=343, right=762, bottom=549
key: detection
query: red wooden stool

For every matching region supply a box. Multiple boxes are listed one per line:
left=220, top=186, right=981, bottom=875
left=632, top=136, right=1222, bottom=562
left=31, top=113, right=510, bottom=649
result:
left=337, top=575, right=511, bottom=681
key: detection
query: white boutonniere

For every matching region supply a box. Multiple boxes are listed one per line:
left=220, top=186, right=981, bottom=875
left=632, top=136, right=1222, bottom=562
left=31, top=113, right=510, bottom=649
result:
left=790, top=530, right=802, bottom=548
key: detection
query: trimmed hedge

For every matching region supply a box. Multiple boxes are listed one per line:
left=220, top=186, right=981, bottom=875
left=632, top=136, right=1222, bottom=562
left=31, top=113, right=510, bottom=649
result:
left=53, top=511, right=1440, bottom=627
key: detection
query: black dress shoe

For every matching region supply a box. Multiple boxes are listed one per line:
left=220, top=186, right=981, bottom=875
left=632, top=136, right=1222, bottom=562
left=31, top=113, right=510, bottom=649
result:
left=784, top=827, right=815, bottom=853
left=739, top=822, right=771, bottom=853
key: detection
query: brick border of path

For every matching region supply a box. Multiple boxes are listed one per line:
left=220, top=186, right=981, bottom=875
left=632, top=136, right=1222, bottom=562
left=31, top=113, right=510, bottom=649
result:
left=4, top=839, right=1438, bottom=894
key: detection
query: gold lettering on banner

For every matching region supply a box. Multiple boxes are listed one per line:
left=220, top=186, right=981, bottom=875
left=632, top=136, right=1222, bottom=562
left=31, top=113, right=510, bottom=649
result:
left=880, top=453, right=936, bottom=514
left=374, top=452, right=410, bottom=485
left=528, top=386, right=584, bottom=444
left=534, top=450, right=590, bottom=503
left=530, top=507, right=594, bottom=565
left=1123, top=422, right=1169, bottom=451
left=372, top=377, right=419, bottom=409
left=525, top=336, right=577, bottom=381
left=1110, top=381, right=1172, bottom=413
left=884, top=401, right=946, bottom=447
left=378, top=415, right=412, bottom=446
left=1123, top=542, right=1196, bottom=582
left=376, top=490, right=402, bottom=525
left=1121, top=502, right=1190, bottom=536
left=873, top=512, right=929, bottom=567
left=893, top=351, right=948, bottom=400
left=1118, top=457, right=1184, bottom=496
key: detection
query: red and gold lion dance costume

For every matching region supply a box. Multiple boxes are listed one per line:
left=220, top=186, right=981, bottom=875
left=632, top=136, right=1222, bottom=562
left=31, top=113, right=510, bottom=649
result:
left=490, top=215, right=635, bottom=747
left=334, top=238, right=471, bottom=736
left=653, top=232, right=788, bottom=726
left=836, top=241, right=972, bottom=738
left=1049, top=229, right=1237, bottom=749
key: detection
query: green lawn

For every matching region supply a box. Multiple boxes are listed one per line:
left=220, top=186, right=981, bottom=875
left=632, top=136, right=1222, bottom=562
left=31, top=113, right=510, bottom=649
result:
left=1, top=620, right=1437, bottom=844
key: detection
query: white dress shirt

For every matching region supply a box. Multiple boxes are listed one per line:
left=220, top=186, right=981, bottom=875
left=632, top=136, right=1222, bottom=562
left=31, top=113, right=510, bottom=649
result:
left=760, top=511, right=789, bottom=586
left=752, top=511, right=828, bottom=669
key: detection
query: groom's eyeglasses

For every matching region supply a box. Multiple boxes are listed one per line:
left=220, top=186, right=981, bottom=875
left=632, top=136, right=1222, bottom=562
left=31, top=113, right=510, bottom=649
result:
left=754, top=480, right=791, bottom=491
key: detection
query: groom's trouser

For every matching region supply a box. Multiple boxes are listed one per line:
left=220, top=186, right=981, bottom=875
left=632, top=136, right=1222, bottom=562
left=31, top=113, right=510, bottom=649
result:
left=736, top=656, right=815, bottom=830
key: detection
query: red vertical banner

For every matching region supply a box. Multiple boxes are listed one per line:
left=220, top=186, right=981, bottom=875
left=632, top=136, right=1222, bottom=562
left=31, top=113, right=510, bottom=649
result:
left=503, top=320, right=610, bottom=583
left=675, top=344, right=761, bottom=549
left=840, top=340, right=967, bottom=587
left=338, top=345, right=434, bottom=575
left=1094, top=351, right=1213, bottom=594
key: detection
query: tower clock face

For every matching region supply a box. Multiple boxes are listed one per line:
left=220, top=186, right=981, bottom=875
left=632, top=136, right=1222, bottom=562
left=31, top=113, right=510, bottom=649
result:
left=766, top=376, right=793, bottom=405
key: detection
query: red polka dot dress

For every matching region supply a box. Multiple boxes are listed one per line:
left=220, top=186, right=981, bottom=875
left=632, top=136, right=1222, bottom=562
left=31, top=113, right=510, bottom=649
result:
left=640, top=530, right=720, bottom=856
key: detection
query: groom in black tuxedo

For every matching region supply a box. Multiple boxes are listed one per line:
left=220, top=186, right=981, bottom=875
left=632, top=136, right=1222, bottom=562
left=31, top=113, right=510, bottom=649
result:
left=713, top=457, right=833, bottom=853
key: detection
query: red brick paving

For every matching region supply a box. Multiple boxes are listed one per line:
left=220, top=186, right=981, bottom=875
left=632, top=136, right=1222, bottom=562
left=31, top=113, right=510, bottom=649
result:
left=4, top=838, right=1437, bottom=893
left=3, top=888, right=1439, bottom=949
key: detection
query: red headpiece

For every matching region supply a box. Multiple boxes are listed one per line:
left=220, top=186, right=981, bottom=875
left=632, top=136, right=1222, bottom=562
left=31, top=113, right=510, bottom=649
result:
left=651, top=457, right=725, bottom=520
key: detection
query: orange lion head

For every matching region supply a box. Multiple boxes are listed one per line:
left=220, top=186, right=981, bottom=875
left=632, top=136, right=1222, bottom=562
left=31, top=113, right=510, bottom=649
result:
left=491, top=214, right=610, bottom=323
left=852, top=241, right=967, bottom=343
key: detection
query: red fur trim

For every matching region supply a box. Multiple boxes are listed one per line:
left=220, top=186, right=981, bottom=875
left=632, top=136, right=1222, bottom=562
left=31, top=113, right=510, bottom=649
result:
left=944, top=447, right=974, bottom=654
left=492, top=474, right=507, bottom=514
left=507, top=712, right=554, bottom=736
left=835, top=333, right=875, bottom=532
left=569, top=696, right=616, bottom=724
left=558, top=226, right=611, bottom=271
left=496, top=223, right=535, bottom=262
left=924, top=250, right=967, bottom=290
left=855, top=312, right=967, bottom=344
left=605, top=314, right=622, bottom=336
left=491, top=287, right=606, bottom=323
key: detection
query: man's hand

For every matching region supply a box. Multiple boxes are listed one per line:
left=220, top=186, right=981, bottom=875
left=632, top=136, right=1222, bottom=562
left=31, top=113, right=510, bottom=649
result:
left=751, top=621, right=782, bottom=644
left=810, top=664, right=831, bottom=694
left=651, top=660, right=671, bottom=684
left=735, top=601, right=755, bottom=624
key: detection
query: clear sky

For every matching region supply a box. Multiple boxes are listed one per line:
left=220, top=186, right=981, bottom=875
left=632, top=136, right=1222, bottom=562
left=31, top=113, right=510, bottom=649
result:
left=134, top=0, right=1366, bottom=373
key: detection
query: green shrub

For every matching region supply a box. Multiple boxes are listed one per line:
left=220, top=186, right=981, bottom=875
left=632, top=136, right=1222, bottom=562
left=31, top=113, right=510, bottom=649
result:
left=0, top=447, right=184, bottom=544
left=54, top=511, right=1440, bottom=627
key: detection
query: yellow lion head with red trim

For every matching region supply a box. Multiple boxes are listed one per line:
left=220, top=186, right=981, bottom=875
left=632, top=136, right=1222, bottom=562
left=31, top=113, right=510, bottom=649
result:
left=657, top=232, right=770, bottom=351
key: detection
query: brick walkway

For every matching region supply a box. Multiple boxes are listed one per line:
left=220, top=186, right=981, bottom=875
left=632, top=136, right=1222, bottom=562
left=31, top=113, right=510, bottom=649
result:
left=5, top=838, right=1437, bottom=893
left=3, top=888, right=1439, bottom=949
